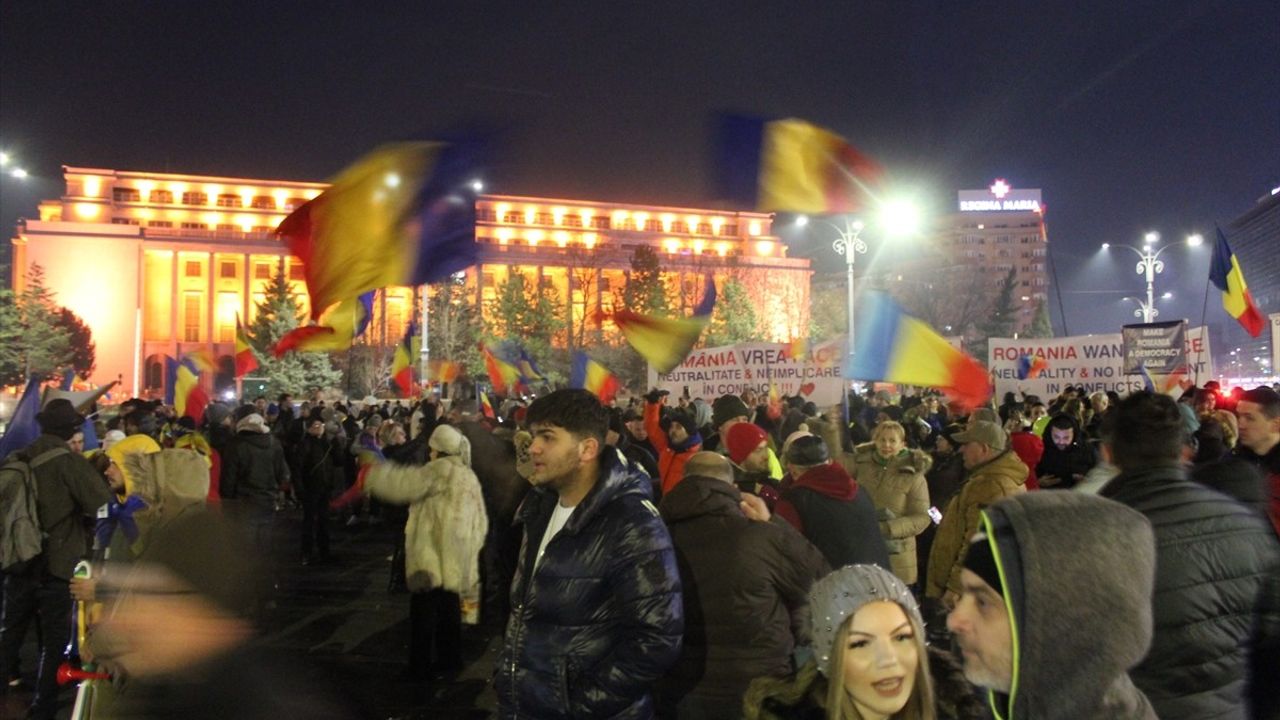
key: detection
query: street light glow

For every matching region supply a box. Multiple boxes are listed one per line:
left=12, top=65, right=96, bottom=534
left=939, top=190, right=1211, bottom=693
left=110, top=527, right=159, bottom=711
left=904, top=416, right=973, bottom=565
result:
left=1161, top=291, right=1173, bottom=299
left=10, top=168, right=28, bottom=179
left=879, top=199, right=921, bottom=237
left=0, top=152, right=8, bottom=166
left=794, top=214, right=809, bottom=227
left=1144, top=231, right=1160, bottom=244
left=1187, top=233, right=1204, bottom=247
left=1101, top=242, right=1111, bottom=250
left=470, top=180, right=484, bottom=192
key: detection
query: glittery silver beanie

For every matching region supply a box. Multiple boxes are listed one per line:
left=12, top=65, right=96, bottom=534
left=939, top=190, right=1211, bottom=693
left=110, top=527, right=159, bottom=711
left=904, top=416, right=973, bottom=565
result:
left=808, top=564, right=923, bottom=677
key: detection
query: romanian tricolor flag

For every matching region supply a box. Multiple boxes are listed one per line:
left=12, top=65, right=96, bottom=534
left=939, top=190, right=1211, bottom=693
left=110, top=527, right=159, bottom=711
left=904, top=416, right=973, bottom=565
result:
left=1015, top=355, right=1048, bottom=380
left=272, top=291, right=374, bottom=357
left=570, top=352, right=621, bottom=405
left=517, top=349, right=545, bottom=383
left=391, top=322, right=422, bottom=397
left=479, top=392, right=496, bottom=420
left=715, top=115, right=883, bottom=214
left=277, top=141, right=483, bottom=320
left=848, top=292, right=990, bottom=409
left=788, top=337, right=811, bottom=362
left=1209, top=227, right=1265, bottom=338
left=596, top=276, right=717, bottom=374
left=184, top=348, right=218, bottom=374
left=483, top=344, right=524, bottom=396
left=427, top=359, right=462, bottom=384
left=164, top=356, right=210, bottom=422
left=234, top=314, right=259, bottom=378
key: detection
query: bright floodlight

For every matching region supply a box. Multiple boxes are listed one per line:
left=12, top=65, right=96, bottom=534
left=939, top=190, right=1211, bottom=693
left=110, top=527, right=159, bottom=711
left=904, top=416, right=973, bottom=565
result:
left=1101, top=242, right=1111, bottom=250
left=10, top=168, right=28, bottom=179
left=794, top=214, right=809, bottom=227
left=470, top=180, right=484, bottom=192
left=1161, top=291, right=1173, bottom=299
left=879, top=198, right=922, bottom=237
left=1187, top=233, right=1204, bottom=247
left=0, top=152, right=8, bottom=166
left=1144, top=231, right=1160, bottom=244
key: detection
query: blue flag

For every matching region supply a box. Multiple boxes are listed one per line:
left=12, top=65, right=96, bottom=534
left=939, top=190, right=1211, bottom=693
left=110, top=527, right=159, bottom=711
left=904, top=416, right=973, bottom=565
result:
left=0, top=377, right=42, bottom=461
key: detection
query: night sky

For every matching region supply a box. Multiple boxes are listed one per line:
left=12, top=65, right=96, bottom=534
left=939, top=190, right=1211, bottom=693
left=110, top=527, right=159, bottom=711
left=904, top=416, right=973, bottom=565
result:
left=2, top=0, right=1276, bottom=338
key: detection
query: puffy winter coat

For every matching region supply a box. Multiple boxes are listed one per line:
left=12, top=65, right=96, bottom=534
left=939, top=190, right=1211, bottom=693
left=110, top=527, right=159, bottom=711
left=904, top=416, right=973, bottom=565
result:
left=646, top=401, right=700, bottom=496
left=925, top=448, right=1027, bottom=599
left=847, top=443, right=932, bottom=584
left=366, top=455, right=489, bottom=623
left=1100, top=464, right=1280, bottom=720
left=221, top=430, right=289, bottom=508
left=656, top=475, right=828, bottom=716
left=496, top=449, right=683, bottom=719
left=774, top=462, right=890, bottom=571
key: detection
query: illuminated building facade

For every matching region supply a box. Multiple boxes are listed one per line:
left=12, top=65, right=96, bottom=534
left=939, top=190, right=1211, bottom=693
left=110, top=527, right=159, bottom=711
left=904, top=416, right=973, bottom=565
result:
left=11, top=166, right=811, bottom=396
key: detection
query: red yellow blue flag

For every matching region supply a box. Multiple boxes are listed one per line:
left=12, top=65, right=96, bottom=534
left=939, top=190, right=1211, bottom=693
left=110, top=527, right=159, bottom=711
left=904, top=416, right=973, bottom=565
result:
left=164, top=356, right=210, bottom=422
left=234, top=314, right=259, bottom=378
left=483, top=344, right=524, bottom=396
left=277, top=141, right=483, bottom=320
left=570, top=352, right=621, bottom=405
left=715, top=115, right=883, bottom=214
left=848, top=292, right=990, bottom=409
left=272, top=291, right=374, bottom=357
left=479, top=392, right=496, bottom=420
left=427, top=359, right=462, bottom=384
left=1209, top=227, right=1264, bottom=337
left=391, top=322, right=421, bottom=397
left=1015, top=355, right=1048, bottom=380
left=596, top=276, right=716, bottom=374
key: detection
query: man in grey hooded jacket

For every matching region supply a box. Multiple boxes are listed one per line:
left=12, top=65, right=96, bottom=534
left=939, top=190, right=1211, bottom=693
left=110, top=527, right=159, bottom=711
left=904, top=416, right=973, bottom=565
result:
left=947, top=491, right=1157, bottom=719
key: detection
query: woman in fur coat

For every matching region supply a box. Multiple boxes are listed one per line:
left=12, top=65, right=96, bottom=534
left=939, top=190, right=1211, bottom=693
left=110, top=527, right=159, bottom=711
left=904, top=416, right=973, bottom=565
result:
left=363, top=424, right=489, bottom=680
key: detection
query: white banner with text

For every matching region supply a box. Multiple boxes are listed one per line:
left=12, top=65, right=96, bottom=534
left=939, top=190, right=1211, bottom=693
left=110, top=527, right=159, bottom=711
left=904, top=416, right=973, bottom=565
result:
left=648, top=339, right=847, bottom=407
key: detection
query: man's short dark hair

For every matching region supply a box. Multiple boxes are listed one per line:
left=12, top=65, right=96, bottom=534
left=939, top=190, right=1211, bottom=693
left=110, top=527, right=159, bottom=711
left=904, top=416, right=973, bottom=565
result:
left=1240, top=387, right=1280, bottom=419
left=1047, top=414, right=1076, bottom=432
left=526, top=389, right=609, bottom=445
left=1109, top=392, right=1184, bottom=469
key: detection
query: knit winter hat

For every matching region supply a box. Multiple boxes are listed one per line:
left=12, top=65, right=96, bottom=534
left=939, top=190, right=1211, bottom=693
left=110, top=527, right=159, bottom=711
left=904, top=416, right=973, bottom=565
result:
left=429, top=424, right=471, bottom=466
left=725, top=422, right=768, bottom=465
left=780, top=429, right=813, bottom=463
left=809, top=565, right=923, bottom=677
left=963, top=531, right=1004, bottom=596
left=235, top=413, right=269, bottom=434
left=785, top=434, right=830, bottom=467
left=712, top=394, right=750, bottom=428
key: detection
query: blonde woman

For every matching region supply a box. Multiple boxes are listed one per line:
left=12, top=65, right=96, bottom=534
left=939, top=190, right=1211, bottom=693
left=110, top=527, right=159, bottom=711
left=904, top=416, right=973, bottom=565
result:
left=744, top=564, right=981, bottom=720
left=847, top=422, right=931, bottom=586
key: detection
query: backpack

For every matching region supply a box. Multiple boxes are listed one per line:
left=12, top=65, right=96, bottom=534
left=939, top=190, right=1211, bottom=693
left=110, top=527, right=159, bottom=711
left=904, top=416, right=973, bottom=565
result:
left=0, top=446, right=69, bottom=571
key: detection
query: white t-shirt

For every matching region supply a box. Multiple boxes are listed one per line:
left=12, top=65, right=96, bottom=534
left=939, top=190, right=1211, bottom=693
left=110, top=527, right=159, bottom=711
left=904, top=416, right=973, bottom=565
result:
left=534, top=501, right=576, bottom=572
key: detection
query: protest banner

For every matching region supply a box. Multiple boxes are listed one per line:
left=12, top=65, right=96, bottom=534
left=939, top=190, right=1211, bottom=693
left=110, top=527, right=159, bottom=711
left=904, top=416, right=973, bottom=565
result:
left=989, top=326, right=1212, bottom=399
left=648, top=338, right=846, bottom=407
left=1122, top=320, right=1186, bottom=374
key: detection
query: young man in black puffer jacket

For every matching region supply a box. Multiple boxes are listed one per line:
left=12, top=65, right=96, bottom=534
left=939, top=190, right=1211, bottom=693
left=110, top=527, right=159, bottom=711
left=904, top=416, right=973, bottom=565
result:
left=496, top=389, right=682, bottom=719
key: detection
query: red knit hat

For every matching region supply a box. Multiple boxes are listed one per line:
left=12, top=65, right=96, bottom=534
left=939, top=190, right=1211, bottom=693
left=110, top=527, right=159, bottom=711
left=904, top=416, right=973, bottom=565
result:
left=725, top=422, right=768, bottom=465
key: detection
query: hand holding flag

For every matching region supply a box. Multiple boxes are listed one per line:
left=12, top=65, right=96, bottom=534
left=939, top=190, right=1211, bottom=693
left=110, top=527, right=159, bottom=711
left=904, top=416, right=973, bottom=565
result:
left=595, top=276, right=716, bottom=374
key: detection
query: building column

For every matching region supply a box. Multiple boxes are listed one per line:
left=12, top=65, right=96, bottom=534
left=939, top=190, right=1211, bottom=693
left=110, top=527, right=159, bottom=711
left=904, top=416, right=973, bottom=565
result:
left=169, top=250, right=179, bottom=354
left=207, top=251, right=215, bottom=347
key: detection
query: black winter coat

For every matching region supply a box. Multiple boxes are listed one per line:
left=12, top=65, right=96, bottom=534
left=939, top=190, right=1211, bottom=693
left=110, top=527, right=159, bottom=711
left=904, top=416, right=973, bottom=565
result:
left=221, top=431, right=289, bottom=508
left=656, top=476, right=828, bottom=717
left=496, top=450, right=683, bottom=719
left=295, top=433, right=341, bottom=498
left=1100, top=464, right=1280, bottom=720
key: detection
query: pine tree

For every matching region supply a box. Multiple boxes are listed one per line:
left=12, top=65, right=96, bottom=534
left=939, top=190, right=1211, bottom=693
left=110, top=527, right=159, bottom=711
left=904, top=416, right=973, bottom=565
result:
left=427, top=276, right=482, bottom=380
left=1027, top=298, right=1054, bottom=338
left=489, top=272, right=566, bottom=385
left=971, top=267, right=1019, bottom=358
left=623, top=245, right=670, bottom=317
left=0, top=268, right=23, bottom=385
left=245, top=261, right=342, bottom=398
left=808, top=283, right=847, bottom=341
left=13, top=264, right=73, bottom=383
left=55, top=308, right=96, bottom=380
left=705, top=278, right=758, bottom=347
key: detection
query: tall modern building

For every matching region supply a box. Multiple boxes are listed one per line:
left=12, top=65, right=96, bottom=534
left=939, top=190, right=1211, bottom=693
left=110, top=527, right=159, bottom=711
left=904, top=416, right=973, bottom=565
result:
left=1219, top=186, right=1280, bottom=380
left=10, top=166, right=811, bottom=396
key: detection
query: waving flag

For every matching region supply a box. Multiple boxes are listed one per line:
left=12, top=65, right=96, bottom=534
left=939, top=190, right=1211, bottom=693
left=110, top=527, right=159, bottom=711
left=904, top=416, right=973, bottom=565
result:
left=1015, top=355, right=1048, bottom=380
left=184, top=348, right=218, bottom=374
left=272, top=291, right=374, bottom=357
left=0, top=377, right=41, bottom=461
left=482, top=345, right=523, bottom=395
left=570, top=352, right=621, bottom=405
left=427, top=359, right=462, bottom=384
left=391, top=322, right=422, bottom=397
left=517, top=348, right=545, bottom=383
left=1209, top=227, right=1265, bottom=337
left=479, top=392, right=496, bottom=420
left=276, top=141, right=483, bottom=320
left=164, top=356, right=210, bottom=422
left=848, top=292, right=990, bottom=408
left=234, top=314, right=259, bottom=377
left=596, top=276, right=717, bottom=374
left=715, top=115, right=883, bottom=214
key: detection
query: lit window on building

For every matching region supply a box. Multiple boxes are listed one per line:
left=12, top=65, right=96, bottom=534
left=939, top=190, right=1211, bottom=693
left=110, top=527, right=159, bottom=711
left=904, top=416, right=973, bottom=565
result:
left=149, top=189, right=174, bottom=204
left=283, top=197, right=306, bottom=211
left=217, top=292, right=238, bottom=342
left=181, top=222, right=208, bottom=230
left=113, top=188, right=141, bottom=202
left=251, top=196, right=275, bottom=209
left=254, top=264, right=272, bottom=280
left=220, top=261, right=238, bottom=279
left=216, top=224, right=237, bottom=232
left=216, top=194, right=243, bottom=208
left=182, top=191, right=209, bottom=205
left=288, top=263, right=305, bottom=280
left=185, top=261, right=202, bottom=278
left=183, top=293, right=202, bottom=342
left=148, top=220, right=173, bottom=228
left=112, top=217, right=140, bottom=225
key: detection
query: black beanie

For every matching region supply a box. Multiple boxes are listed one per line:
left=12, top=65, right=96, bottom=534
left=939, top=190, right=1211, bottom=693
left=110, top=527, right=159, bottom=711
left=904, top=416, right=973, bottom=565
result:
left=964, top=533, right=1004, bottom=595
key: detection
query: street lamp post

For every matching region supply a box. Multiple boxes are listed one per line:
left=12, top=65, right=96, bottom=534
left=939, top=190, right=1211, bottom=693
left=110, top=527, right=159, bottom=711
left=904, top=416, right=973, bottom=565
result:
left=830, top=220, right=867, bottom=359
left=1102, top=232, right=1202, bottom=323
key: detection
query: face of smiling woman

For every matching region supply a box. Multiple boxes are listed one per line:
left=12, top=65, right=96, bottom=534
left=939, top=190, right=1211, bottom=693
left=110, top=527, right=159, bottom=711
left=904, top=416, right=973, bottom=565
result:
left=841, top=600, right=919, bottom=720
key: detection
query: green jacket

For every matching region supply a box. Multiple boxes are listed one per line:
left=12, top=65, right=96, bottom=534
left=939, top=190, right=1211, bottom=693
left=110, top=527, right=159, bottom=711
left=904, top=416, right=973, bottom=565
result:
left=28, top=434, right=113, bottom=580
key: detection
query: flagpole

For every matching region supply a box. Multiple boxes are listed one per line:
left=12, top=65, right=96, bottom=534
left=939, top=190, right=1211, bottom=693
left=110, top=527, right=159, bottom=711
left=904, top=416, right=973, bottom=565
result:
left=1196, top=260, right=1212, bottom=386
left=420, top=284, right=430, bottom=398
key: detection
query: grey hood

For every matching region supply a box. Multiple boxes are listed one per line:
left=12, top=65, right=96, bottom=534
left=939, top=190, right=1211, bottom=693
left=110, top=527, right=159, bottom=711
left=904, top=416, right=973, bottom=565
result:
left=980, top=491, right=1157, bottom=720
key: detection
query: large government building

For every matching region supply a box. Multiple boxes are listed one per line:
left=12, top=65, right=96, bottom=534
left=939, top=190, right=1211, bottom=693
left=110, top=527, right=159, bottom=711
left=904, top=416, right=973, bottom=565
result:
left=10, top=166, right=811, bottom=396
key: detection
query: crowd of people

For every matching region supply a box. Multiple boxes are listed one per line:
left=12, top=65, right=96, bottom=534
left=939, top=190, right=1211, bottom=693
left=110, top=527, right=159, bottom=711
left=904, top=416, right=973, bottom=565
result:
left=1, top=379, right=1278, bottom=719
